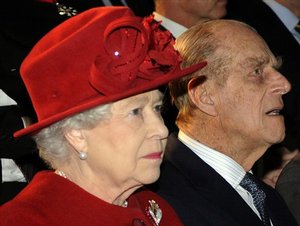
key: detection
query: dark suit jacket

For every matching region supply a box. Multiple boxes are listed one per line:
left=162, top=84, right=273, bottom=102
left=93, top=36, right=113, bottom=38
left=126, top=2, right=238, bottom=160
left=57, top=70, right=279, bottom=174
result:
left=276, top=154, right=300, bottom=225
left=226, top=0, right=300, bottom=150
left=153, top=133, right=298, bottom=226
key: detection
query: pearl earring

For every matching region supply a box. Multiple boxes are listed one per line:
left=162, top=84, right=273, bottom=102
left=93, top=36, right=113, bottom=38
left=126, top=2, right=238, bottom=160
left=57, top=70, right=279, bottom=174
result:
left=79, top=151, right=87, bottom=160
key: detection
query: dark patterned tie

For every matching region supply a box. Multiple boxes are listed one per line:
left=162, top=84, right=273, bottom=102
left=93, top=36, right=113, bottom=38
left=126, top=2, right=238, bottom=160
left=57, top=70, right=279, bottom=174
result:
left=295, top=21, right=300, bottom=33
left=240, top=173, right=271, bottom=226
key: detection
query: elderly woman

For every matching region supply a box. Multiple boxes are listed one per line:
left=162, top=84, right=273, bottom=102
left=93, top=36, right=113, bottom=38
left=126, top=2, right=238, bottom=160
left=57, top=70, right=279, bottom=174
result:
left=0, top=6, right=205, bottom=226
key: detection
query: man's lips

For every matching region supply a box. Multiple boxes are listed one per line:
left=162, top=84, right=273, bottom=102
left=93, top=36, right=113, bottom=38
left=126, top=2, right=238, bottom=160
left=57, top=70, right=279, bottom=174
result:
left=143, top=151, right=163, bottom=159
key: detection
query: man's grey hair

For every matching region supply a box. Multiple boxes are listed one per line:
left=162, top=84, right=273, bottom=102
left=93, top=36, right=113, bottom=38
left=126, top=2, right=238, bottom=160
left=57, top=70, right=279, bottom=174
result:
left=170, top=19, right=253, bottom=127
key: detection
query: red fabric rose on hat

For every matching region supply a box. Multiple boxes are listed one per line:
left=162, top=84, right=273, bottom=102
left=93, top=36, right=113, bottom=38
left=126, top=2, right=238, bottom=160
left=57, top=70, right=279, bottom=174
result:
left=138, top=15, right=180, bottom=79
left=89, top=14, right=182, bottom=96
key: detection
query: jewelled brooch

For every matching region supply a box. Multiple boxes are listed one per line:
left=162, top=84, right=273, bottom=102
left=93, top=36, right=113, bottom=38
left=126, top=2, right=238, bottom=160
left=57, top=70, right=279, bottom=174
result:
left=146, top=200, right=162, bottom=226
left=56, top=2, right=77, bottom=17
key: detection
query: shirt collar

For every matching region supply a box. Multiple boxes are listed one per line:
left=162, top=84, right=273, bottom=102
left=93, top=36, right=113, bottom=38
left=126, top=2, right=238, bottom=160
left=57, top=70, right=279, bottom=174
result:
left=178, top=130, right=246, bottom=188
left=153, top=12, right=188, bottom=38
left=0, top=89, right=17, bottom=106
left=263, top=0, right=299, bottom=31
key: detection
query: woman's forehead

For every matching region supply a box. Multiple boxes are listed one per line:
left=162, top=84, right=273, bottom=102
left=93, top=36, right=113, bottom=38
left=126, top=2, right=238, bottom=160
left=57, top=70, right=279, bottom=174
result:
left=112, top=90, right=163, bottom=107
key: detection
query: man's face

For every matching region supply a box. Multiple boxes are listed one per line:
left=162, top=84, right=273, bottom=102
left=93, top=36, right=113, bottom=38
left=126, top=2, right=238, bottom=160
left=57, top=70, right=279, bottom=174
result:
left=179, top=0, right=228, bottom=20
left=213, top=28, right=291, bottom=148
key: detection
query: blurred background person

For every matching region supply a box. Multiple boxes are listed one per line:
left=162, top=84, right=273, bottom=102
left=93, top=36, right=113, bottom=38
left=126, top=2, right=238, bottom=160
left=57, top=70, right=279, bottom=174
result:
left=276, top=151, right=300, bottom=225
left=0, top=6, right=206, bottom=225
left=154, top=0, right=227, bottom=37
left=262, top=147, right=298, bottom=188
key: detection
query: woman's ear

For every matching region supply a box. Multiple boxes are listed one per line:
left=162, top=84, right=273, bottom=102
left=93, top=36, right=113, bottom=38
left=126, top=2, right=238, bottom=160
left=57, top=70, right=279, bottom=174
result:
left=188, top=77, right=218, bottom=116
left=64, top=129, right=87, bottom=153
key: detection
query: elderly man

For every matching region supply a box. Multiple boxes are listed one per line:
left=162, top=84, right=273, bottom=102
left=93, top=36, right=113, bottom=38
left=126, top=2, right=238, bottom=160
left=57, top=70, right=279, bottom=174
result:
left=154, top=19, right=298, bottom=226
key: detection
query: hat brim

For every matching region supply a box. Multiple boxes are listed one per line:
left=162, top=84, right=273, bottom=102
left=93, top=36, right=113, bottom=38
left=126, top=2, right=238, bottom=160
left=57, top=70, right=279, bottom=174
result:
left=14, top=61, right=206, bottom=138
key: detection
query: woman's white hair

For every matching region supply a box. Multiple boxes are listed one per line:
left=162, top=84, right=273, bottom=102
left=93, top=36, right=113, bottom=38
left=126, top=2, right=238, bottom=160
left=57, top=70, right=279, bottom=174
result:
left=33, top=104, right=111, bottom=168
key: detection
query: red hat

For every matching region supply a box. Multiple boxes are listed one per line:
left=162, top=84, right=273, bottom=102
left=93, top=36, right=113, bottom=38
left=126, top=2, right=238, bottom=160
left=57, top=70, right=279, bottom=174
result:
left=15, top=6, right=206, bottom=137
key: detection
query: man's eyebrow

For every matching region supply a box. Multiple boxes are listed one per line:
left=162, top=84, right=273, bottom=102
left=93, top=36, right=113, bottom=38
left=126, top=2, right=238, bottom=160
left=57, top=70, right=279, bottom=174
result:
left=240, top=56, right=268, bottom=69
left=274, top=56, right=282, bottom=69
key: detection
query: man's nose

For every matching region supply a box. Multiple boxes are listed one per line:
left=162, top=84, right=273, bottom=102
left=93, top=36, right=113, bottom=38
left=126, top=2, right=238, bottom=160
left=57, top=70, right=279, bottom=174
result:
left=271, top=72, right=291, bottom=95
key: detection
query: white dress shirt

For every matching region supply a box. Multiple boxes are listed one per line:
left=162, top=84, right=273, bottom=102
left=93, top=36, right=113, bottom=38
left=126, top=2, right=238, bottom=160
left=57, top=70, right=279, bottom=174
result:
left=0, top=89, right=26, bottom=182
left=178, top=130, right=269, bottom=222
left=153, top=12, right=188, bottom=38
left=263, top=0, right=300, bottom=44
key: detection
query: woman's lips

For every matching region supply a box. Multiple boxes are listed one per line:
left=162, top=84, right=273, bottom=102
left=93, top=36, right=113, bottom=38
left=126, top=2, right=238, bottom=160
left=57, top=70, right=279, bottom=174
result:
left=143, top=151, right=163, bottom=159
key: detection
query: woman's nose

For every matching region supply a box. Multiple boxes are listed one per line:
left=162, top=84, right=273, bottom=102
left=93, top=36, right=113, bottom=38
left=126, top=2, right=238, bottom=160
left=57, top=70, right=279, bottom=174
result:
left=148, top=113, right=169, bottom=139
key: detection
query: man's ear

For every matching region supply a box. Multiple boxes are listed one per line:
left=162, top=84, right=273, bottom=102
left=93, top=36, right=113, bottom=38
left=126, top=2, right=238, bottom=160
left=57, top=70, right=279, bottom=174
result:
left=64, top=129, right=87, bottom=153
left=188, top=77, right=218, bottom=116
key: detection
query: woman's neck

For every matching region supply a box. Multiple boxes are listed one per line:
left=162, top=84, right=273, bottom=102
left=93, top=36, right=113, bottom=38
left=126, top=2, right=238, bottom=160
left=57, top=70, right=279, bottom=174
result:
left=54, top=167, right=142, bottom=207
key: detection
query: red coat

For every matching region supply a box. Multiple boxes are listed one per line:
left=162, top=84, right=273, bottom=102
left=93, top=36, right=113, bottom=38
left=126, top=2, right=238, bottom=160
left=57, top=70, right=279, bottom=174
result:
left=0, top=171, right=183, bottom=226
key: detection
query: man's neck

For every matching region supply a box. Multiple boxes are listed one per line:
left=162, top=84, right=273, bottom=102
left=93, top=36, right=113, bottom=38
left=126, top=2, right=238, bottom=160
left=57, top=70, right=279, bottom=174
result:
left=180, top=122, right=269, bottom=171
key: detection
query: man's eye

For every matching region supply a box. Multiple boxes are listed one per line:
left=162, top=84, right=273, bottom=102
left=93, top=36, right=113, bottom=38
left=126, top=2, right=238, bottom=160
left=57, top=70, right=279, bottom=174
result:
left=154, top=104, right=164, bottom=114
left=253, top=68, right=263, bottom=76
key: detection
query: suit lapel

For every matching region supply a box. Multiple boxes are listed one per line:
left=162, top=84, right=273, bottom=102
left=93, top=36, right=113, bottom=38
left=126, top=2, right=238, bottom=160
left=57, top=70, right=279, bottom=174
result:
left=165, top=133, right=265, bottom=226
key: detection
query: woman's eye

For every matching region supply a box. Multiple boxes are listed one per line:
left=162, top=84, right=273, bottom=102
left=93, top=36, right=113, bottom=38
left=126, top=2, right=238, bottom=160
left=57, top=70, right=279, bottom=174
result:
left=130, top=108, right=142, bottom=116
